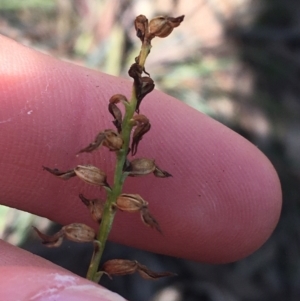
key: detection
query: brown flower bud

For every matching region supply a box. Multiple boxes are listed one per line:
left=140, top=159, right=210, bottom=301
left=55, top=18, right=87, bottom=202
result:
left=102, top=259, right=175, bottom=280
left=124, top=158, right=156, bottom=177
left=149, top=15, right=184, bottom=38
left=78, top=129, right=123, bottom=153
left=62, top=223, right=95, bottom=243
left=43, top=166, right=76, bottom=180
left=79, top=194, right=105, bottom=223
left=74, top=165, right=110, bottom=189
left=130, top=114, right=151, bottom=155
left=116, top=194, right=148, bottom=212
left=140, top=207, right=162, bottom=233
left=134, top=15, right=149, bottom=41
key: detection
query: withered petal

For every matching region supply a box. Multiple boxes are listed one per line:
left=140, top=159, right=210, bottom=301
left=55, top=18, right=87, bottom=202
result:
left=77, top=132, right=106, bottom=154
left=108, top=103, right=122, bottom=133
left=79, top=194, right=104, bottom=223
left=131, top=120, right=151, bottom=155
left=137, top=263, right=176, bottom=280
left=140, top=208, right=162, bottom=233
left=153, top=166, right=173, bottom=178
left=42, top=166, right=76, bottom=180
left=33, top=226, right=64, bottom=247
left=136, top=77, right=155, bottom=113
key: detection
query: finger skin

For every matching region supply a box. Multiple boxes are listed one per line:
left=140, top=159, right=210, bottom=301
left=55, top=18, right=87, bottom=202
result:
left=0, top=35, right=282, bottom=263
left=0, top=241, right=125, bottom=301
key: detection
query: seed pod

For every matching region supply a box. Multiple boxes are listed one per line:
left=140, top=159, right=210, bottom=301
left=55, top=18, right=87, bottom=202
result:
left=131, top=114, right=151, bottom=155
left=125, top=158, right=156, bottom=177
left=102, top=130, right=123, bottom=151
left=78, top=130, right=123, bottom=153
left=116, top=194, right=148, bottom=212
left=62, top=223, right=95, bottom=243
left=74, top=165, right=110, bottom=189
left=43, top=166, right=76, bottom=180
left=140, top=208, right=162, bottom=233
left=102, top=259, right=175, bottom=280
left=33, top=227, right=64, bottom=247
left=149, top=15, right=184, bottom=38
left=134, top=14, right=149, bottom=41
left=79, top=194, right=105, bottom=223
left=102, top=259, right=138, bottom=278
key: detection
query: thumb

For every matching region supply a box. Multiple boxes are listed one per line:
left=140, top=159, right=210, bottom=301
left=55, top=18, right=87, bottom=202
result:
left=0, top=241, right=124, bottom=301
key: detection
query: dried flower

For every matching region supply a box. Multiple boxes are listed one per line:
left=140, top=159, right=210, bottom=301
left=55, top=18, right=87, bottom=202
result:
left=134, top=15, right=149, bottom=41
left=74, top=165, right=111, bottom=189
left=78, top=129, right=123, bottom=153
left=149, top=15, right=185, bottom=38
left=79, top=194, right=105, bottom=223
left=34, top=223, right=95, bottom=247
left=136, top=77, right=154, bottom=113
left=108, top=94, right=128, bottom=132
left=102, top=259, right=175, bottom=280
left=43, top=166, right=76, bottom=180
left=116, top=193, right=148, bottom=212
left=128, top=63, right=154, bottom=113
left=130, top=114, right=151, bottom=155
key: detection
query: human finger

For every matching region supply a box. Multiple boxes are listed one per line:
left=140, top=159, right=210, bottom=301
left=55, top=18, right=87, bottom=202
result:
left=0, top=35, right=282, bottom=263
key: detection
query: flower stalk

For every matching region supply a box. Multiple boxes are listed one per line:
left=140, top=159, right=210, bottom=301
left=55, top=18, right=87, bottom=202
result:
left=86, top=37, right=153, bottom=282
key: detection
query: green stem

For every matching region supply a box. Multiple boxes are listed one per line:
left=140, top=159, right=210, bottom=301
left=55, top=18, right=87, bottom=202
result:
left=86, top=41, right=151, bottom=282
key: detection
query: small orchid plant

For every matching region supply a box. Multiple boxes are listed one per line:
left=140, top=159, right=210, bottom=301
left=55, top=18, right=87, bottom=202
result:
left=34, top=14, right=184, bottom=284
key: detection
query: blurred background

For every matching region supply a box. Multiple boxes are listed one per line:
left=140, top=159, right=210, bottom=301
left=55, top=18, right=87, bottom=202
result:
left=0, top=0, right=299, bottom=300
